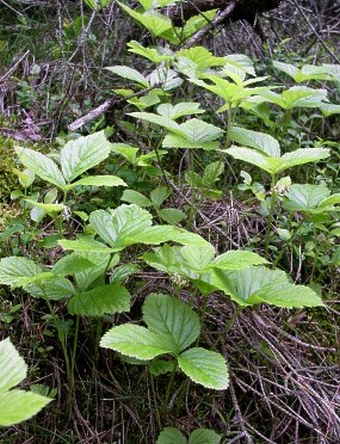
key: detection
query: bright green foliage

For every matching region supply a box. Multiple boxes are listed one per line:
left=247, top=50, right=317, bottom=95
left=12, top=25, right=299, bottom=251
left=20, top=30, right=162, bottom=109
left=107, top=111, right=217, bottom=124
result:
left=0, top=338, right=52, bottom=426
left=143, top=243, right=268, bottom=277
left=284, top=184, right=340, bottom=213
left=60, top=204, right=207, bottom=253
left=226, top=127, right=330, bottom=175
left=0, top=257, right=50, bottom=289
left=157, top=427, right=221, bottom=444
left=106, top=65, right=150, bottom=87
left=211, top=267, right=324, bottom=308
left=258, top=86, right=328, bottom=110
left=122, top=185, right=186, bottom=224
left=15, top=131, right=126, bottom=193
left=273, top=61, right=337, bottom=83
left=101, top=293, right=229, bottom=389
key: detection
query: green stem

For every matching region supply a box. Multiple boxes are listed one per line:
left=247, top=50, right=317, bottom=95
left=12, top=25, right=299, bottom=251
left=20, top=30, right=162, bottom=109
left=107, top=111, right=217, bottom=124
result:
left=150, top=373, right=162, bottom=431
left=165, top=361, right=178, bottom=406
left=264, top=175, right=277, bottom=257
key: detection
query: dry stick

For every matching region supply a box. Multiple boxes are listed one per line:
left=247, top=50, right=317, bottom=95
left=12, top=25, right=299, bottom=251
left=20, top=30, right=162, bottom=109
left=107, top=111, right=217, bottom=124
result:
left=290, top=0, right=339, bottom=64
left=183, top=1, right=238, bottom=49
left=0, top=50, right=30, bottom=83
left=228, top=374, right=254, bottom=444
left=68, top=85, right=159, bottom=131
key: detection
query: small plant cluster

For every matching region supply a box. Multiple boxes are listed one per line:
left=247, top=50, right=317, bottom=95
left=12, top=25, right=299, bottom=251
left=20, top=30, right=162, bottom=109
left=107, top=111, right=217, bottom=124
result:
left=0, top=0, right=339, bottom=441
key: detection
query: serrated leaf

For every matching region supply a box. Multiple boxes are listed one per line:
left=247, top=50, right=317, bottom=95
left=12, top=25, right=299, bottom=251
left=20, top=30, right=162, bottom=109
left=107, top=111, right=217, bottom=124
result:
left=0, top=339, right=51, bottom=426
left=60, top=131, right=112, bottom=183
left=203, top=161, right=224, bottom=185
left=178, top=347, right=229, bottom=390
left=209, top=250, right=268, bottom=270
left=129, top=111, right=181, bottom=134
left=319, top=103, right=340, bottom=117
left=121, top=190, right=153, bottom=207
left=100, top=324, right=171, bottom=359
left=150, top=185, right=171, bottom=208
left=248, top=282, right=324, bottom=308
left=0, top=338, right=27, bottom=394
left=179, top=119, right=223, bottom=144
left=74, top=251, right=113, bottom=292
left=15, top=147, right=66, bottom=189
left=157, top=208, right=186, bottom=224
left=284, top=184, right=331, bottom=212
left=149, top=359, right=175, bottom=376
left=136, top=225, right=208, bottom=246
left=226, top=146, right=278, bottom=174
left=26, top=277, right=76, bottom=301
left=67, top=175, right=127, bottom=189
left=127, top=40, right=172, bottom=64
left=67, top=283, right=131, bottom=316
left=25, top=200, right=64, bottom=214
left=212, top=267, right=323, bottom=308
left=90, top=205, right=153, bottom=250
left=143, top=293, right=200, bottom=355
left=279, top=148, right=330, bottom=173
left=229, top=127, right=280, bottom=157
left=157, top=427, right=187, bottom=444
left=59, top=237, right=114, bottom=253
left=180, top=244, right=216, bottom=272
left=0, top=389, right=51, bottom=426
left=0, top=257, right=43, bottom=288
left=189, top=429, right=221, bottom=444
left=105, top=65, right=149, bottom=87
left=52, top=254, right=96, bottom=276
left=157, top=102, right=204, bottom=120
left=110, top=263, right=139, bottom=283
left=163, top=133, right=220, bottom=150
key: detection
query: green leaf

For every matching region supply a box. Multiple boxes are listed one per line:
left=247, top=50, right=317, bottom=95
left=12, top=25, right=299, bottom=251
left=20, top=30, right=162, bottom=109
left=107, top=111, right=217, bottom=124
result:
left=0, top=339, right=51, bottom=426
left=0, top=338, right=27, bottom=394
left=180, top=244, right=216, bottom=272
left=226, top=146, right=278, bottom=175
left=67, top=175, right=127, bottom=189
left=59, top=237, right=114, bottom=253
left=163, top=134, right=220, bottom=150
left=0, top=257, right=43, bottom=288
left=15, top=147, right=66, bottom=189
left=60, top=131, right=112, bottom=183
left=26, top=277, right=76, bottom=301
left=177, top=119, right=223, bottom=144
left=127, top=40, right=172, bottom=64
left=212, top=267, right=324, bottom=308
left=73, top=252, right=113, bottom=292
left=100, top=324, right=171, bottom=360
left=121, top=190, right=153, bottom=207
left=209, top=250, right=268, bottom=270
left=189, top=429, right=221, bottom=444
left=319, top=103, right=340, bottom=117
left=0, top=389, right=51, bottom=427
left=129, top=111, right=181, bottom=134
left=203, top=161, right=224, bottom=185
left=284, top=184, right=331, bottom=212
left=25, top=200, right=64, bottom=214
left=105, top=65, right=149, bottom=87
left=150, top=185, right=171, bottom=208
left=279, top=148, right=330, bottom=173
left=136, top=225, right=208, bottom=246
left=157, top=208, right=186, bottom=224
left=273, top=61, right=330, bottom=83
left=143, top=293, right=200, bottom=355
left=157, top=427, right=187, bottom=444
left=67, top=283, right=131, bottom=316
left=149, top=359, right=175, bottom=376
left=178, top=347, right=229, bottom=390
left=157, top=102, right=204, bottom=120
left=89, top=205, right=153, bottom=250
left=229, top=126, right=280, bottom=157
left=52, top=254, right=96, bottom=276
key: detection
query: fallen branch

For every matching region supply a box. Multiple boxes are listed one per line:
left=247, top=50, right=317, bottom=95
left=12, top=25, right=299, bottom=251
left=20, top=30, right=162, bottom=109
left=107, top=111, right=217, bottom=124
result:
left=68, top=85, right=159, bottom=132
left=183, top=1, right=238, bottom=48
